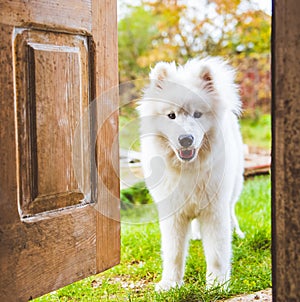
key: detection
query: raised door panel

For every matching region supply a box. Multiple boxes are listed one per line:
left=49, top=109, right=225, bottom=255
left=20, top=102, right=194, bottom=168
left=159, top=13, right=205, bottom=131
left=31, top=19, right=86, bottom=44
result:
left=14, top=29, right=91, bottom=218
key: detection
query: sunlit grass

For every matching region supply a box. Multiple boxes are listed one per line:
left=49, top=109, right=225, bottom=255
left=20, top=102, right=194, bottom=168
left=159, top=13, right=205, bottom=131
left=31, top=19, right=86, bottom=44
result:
left=240, top=114, right=271, bottom=150
left=35, top=175, right=271, bottom=302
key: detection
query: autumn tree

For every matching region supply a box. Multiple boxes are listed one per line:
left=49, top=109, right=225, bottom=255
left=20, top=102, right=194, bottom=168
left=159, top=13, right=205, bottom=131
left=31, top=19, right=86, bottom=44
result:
left=118, top=0, right=271, bottom=114
left=118, top=5, right=161, bottom=81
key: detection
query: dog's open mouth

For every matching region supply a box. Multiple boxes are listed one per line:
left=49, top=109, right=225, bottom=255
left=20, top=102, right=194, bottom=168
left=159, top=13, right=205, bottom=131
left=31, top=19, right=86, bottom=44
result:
left=178, top=149, right=196, bottom=161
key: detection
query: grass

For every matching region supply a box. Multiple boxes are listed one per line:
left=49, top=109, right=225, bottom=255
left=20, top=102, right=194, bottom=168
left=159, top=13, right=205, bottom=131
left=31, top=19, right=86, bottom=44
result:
left=35, top=175, right=271, bottom=302
left=239, top=114, right=271, bottom=150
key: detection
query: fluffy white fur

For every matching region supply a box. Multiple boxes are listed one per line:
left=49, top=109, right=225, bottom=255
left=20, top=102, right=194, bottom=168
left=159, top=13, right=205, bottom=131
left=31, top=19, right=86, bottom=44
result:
left=138, top=57, right=244, bottom=291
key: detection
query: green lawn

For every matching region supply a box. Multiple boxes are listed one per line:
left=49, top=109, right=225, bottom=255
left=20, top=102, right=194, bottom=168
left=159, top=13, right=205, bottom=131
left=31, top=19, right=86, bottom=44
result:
left=35, top=175, right=271, bottom=302
left=240, top=114, right=271, bottom=150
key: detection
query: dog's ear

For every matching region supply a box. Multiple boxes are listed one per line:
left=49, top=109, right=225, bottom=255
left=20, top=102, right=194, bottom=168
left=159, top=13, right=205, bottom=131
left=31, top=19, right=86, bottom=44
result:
left=150, top=62, right=170, bottom=89
left=199, top=66, right=214, bottom=92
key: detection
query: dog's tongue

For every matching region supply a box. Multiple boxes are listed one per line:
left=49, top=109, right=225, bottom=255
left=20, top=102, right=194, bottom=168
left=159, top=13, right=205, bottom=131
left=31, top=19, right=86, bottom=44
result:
left=179, top=149, right=195, bottom=160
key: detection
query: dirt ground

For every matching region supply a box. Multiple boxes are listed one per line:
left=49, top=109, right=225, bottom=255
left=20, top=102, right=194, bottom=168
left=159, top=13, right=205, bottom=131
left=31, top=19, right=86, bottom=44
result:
left=223, top=289, right=272, bottom=301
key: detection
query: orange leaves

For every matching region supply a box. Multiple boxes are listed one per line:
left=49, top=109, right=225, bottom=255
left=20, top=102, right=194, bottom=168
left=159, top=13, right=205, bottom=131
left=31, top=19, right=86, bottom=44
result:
left=118, top=0, right=271, bottom=114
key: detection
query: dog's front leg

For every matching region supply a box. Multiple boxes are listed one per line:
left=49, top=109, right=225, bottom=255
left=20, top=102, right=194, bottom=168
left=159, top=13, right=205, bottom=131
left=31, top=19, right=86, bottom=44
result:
left=156, top=215, right=190, bottom=292
left=200, top=208, right=232, bottom=290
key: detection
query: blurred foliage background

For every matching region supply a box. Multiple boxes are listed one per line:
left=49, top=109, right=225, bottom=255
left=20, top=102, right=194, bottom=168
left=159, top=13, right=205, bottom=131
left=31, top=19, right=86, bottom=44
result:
left=118, top=0, right=271, bottom=150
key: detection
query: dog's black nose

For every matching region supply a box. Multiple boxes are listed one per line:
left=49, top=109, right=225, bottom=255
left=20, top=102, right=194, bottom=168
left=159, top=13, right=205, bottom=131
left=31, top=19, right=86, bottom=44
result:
left=178, top=134, right=194, bottom=147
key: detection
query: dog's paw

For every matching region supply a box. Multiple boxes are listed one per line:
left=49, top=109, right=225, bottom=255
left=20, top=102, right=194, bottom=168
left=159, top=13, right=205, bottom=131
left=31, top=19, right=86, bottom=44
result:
left=206, top=273, right=230, bottom=291
left=235, top=228, right=245, bottom=239
left=155, top=280, right=183, bottom=292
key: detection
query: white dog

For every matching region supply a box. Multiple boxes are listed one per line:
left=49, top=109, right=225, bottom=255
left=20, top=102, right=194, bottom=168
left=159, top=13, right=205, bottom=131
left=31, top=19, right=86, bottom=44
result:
left=138, top=57, right=244, bottom=291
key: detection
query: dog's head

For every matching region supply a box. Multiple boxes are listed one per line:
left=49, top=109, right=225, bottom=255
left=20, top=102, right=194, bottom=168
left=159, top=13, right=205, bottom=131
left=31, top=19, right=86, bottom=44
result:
left=138, top=57, right=241, bottom=164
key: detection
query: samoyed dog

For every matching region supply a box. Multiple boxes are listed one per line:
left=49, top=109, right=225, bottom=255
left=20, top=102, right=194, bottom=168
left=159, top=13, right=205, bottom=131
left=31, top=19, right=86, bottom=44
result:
left=138, top=57, right=244, bottom=291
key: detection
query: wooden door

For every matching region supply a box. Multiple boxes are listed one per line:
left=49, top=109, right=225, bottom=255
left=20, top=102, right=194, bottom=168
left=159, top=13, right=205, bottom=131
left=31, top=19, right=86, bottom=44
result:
left=0, top=1, right=120, bottom=301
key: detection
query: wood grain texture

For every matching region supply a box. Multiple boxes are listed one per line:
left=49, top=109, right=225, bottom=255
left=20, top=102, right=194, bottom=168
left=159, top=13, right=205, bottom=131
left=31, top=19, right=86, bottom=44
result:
left=272, top=1, right=300, bottom=301
left=0, top=1, right=120, bottom=301
left=91, top=0, right=121, bottom=272
left=0, top=0, right=92, bottom=33
left=14, top=29, right=90, bottom=217
left=0, top=206, right=97, bottom=301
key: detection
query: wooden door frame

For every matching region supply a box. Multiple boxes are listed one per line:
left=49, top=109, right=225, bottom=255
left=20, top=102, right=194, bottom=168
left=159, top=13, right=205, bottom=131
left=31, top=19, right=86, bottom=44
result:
left=272, top=0, right=300, bottom=301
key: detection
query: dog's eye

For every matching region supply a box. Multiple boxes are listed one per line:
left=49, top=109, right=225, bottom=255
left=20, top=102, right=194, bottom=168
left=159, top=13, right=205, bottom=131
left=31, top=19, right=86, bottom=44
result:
left=193, top=111, right=202, bottom=118
left=167, top=112, right=176, bottom=119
